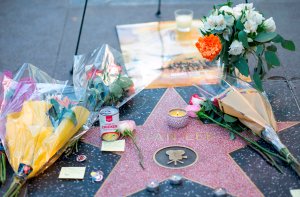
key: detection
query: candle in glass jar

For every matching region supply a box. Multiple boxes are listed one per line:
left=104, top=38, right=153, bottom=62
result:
left=169, top=109, right=187, bottom=117
left=167, top=108, right=189, bottom=128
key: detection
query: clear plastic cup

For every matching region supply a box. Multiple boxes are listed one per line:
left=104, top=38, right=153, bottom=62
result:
left=175, top=9, right=193, bottom=32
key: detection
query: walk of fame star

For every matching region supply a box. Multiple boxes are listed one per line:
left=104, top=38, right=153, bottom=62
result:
left=83, top=88, right=299, bottom=197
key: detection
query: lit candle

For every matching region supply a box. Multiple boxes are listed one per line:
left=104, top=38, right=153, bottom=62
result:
left=146, top=180, right=159, bottom=193
left=169, top=109, right=187, bottom=117
left=167, top=108, right=189, bottom=129
left=169, top=174, right=183, bottom=185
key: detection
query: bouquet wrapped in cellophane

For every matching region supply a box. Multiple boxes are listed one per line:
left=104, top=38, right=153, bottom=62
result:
left=73, top=44, right=148, bottom=125
left=191, top=76, right=300, bottom=176
left=1, top=64, right=90, bottom=196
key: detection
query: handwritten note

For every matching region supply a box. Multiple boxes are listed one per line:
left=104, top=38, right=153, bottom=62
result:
left=59, top=167, right=86, bottom=179
left=101, top=140, right=125, bottom=152
left=291, top=189, right=300, bottom=197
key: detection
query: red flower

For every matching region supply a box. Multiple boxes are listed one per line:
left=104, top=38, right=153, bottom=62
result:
left=86, top=67, right=103, bottom=80
left=212, top=98, right=219, bottom=108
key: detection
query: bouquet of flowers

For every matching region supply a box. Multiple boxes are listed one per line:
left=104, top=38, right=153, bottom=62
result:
left=187, top=76, right=300, bottom=176
left=197, top=1, right=295, bottom=91
left=0, top=64, right=90, bottom=196
left=73, top=44, right=143, bottom=125
left=0, top=69, right=38, bottom=185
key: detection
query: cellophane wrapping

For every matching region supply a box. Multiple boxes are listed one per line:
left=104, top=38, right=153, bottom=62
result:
left=194, top=76, right=300, bottom=176
left=73, top=44, right=148, bottom=125
left=0, top=64, right=90, bottom=194
left=195, top=76, right=277, bottom=136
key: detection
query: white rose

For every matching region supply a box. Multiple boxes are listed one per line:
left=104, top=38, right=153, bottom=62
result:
left=203, top=21, right=212, bottom=32
left=246, top=10, right=264, bottom=25
left=228, top=40, right=244, bottom=55
left=263, top=17, right=276, bottom=32
left=232, top=6, right=242, bottom=19
left=215, top=15, right=227, bottom=30
left=244, top=20, right=258, bottom=33
left=233, top=3, right=254, bottom=19
left=236, top=3, right=254, bottom=10
left=118, top=120, right=136, bottom=134
left=206, top=15, right=227, bottom=31
left=219, top=6, right=234, bottom=15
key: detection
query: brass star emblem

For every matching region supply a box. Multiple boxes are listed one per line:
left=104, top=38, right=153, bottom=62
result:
left=166, top=150, right=188, bottom=165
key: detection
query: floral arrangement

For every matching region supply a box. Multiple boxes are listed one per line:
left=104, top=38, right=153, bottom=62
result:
left=186, top=77, right=300, bottom=176
left=118, top=120, right=144, bottom=169
left=73, top=45, right=136, bottom=127
left=85, top=64, right=134, bottom=111
left=0, top=65, right=90, bottom=196
left=197, top=1, right=295, bottom=91
left=0, top=70, right=36, bottom=185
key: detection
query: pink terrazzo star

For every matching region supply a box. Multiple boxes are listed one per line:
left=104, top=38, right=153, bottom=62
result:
left=83, top=88, right=299, bottom=197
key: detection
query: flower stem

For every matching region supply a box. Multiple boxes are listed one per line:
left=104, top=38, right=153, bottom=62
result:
left=0, top=152, right=6, bottom=184
left=129, top=134, right=145, bottom=170
left=199, top=112, right=288, bottom=163
left=4, top=176, right=24, bottom=197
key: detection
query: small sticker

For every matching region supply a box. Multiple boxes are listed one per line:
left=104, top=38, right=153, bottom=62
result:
left=76, top=154, right=87, bottom=162
left=90, top=170, right=104, bottom=182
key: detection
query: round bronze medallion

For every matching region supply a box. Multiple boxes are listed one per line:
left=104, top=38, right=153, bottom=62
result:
left=153, top=145, right=198, bottom=169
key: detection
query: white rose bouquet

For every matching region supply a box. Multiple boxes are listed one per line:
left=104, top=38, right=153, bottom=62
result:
left=197, top=1, right=295, bottom=91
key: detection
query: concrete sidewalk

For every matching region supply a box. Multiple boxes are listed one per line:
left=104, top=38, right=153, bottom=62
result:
left=0, top=0, right=299, bottom=105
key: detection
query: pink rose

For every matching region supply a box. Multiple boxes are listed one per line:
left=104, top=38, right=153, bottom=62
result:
left=108, top=63, right=122, bottom=75
left=185, top=105, right=201, bottom=118
left=3, top=71, right=13, bottom=79
left=189, top=94, right=205, bottom=106
left=118, top=120, right=136, bottom=134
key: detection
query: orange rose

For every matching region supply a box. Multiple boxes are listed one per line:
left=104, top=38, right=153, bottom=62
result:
left=195, top=34, right=222, bottom=61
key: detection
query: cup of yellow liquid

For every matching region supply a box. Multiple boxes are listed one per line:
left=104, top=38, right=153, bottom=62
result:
left=175, top=9, right=193, bottom=32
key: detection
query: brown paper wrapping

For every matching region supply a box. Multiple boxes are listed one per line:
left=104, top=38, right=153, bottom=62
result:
left=217, top=87, right=277, bottom=136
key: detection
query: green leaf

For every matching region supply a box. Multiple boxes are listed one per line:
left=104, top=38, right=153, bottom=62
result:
left=62, top=110, right=77, bottom=126
left=256, top=45, right=264, bottom=56
left=230, top=132, right=236, bottom=140
left=236, top=20, right=244, bottom=30
left=234, top=57, right=249, bottom=76
left=109, top=83, right=123, bottom=98
left=254, top=32, right=277, bottom=43
left=118, top=77, right=133, bottom=89
left=48, top=98, right=60, bottom=122
left=266, top=45, right=277, bottom=52
left=256, top=57, right=263, bottom=73
left=282, top=40, right=296, bottom=51
left=272, top=34, right=284, bottom=43
left=252, top=72, right=263, bottom=92
left=265, top=51, right=280, bottom=66
left=238, top=31, right=249, bottom=48
left=224, top=114, right=237, bottom=122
